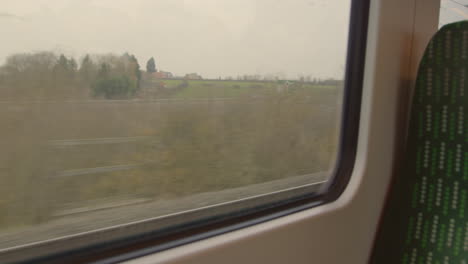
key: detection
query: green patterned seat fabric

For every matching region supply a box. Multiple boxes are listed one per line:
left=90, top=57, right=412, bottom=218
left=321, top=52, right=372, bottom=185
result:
left=371, top=21, right=468, bottom=263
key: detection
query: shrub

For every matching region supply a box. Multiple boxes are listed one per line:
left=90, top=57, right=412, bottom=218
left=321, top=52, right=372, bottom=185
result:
left=92, top=76, right=136, bottom=99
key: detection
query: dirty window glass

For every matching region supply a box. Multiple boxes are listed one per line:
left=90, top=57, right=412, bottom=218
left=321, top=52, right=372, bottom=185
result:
left=0, top=0, right=351, bottom=260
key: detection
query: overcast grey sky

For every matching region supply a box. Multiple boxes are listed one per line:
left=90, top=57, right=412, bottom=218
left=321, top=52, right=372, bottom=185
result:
left=0, top=0, right=351, bottom=79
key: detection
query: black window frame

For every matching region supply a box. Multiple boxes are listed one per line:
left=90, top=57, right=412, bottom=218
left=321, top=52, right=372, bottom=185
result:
left=3, top=0, right=370, bottom=263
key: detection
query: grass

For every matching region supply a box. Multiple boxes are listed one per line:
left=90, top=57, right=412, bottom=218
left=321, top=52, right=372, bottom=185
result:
left=142, top=78, right=337, bottom=99
left=0, top=78, right=342, bottom=231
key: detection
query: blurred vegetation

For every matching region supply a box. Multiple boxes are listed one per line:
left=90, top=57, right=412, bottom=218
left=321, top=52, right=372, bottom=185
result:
left=0, top=51, right=341, bottom=230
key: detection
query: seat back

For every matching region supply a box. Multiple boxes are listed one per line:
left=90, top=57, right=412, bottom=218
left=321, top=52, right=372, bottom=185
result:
left=371, top=21, right=467, bottom=263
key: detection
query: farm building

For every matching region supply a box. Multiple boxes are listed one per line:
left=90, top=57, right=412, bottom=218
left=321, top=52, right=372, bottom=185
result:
left=184, top=73, right=202, bottom=80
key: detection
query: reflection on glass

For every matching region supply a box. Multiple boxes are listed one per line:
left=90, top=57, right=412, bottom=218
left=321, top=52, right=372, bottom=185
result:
left=0, top=0, right=350, bottom=255
left=439, top=0, right=468, bottom=28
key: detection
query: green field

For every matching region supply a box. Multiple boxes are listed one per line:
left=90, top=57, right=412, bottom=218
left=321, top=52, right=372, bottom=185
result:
left=0, top=52, right=344, bottom=239
left=141, top=78, right=337, bottom=99
left=0, top=77, right=342, bottom=232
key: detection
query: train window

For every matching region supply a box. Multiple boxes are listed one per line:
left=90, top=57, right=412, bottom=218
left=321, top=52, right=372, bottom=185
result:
left=0, top=0, right=366, bottom=262
left=439, top=0, right=468, bottom=27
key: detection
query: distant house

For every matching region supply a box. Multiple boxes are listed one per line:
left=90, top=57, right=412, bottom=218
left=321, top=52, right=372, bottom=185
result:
left=184, top=73, right=202, bottom=80
left=153, top=71, right=173, bottom=79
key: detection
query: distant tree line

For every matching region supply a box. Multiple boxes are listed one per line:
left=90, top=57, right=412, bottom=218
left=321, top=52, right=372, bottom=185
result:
left=0, top=51, right=142, bottom=100
left=222, top=74, right=343, bottom=84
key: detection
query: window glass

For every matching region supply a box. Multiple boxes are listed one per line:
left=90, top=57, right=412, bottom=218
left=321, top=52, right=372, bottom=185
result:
left=0, top=0, right=351, bottom=259
left=439, top=0, right=468, bottom=27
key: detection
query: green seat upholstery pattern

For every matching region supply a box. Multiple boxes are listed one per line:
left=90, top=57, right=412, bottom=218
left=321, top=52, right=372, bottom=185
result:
left=371, top=22, right=467, bottom=263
